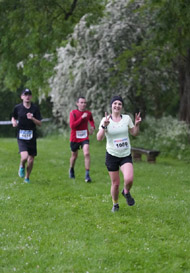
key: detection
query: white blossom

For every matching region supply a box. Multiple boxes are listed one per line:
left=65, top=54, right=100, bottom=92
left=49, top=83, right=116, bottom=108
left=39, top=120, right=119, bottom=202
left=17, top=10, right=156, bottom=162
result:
left=49, top=0, right=144, bottom=124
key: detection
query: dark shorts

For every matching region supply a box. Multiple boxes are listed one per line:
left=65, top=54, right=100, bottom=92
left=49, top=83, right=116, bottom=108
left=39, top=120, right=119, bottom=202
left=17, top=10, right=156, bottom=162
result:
left=70, top=140, right=89, bottom=152
left=17, top=139, right=37, bottom=156
left=105, top=151, right=133, bottom=172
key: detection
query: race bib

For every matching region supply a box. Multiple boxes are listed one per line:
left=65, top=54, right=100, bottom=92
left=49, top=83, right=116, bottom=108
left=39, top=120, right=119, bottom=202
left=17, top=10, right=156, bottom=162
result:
left=113, top=137, right=128, bottom=150
left=76, top=130, right=87, bottom=139
left=19, top=130, right=33, bottom=140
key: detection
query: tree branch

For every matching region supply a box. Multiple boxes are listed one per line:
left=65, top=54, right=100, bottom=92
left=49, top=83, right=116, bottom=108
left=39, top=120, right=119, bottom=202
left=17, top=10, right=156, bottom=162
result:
left=64, top=0, right=78, bottom=20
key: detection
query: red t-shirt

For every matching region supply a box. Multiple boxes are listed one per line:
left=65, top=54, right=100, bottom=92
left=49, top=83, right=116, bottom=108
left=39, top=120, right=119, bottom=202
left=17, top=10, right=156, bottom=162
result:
left=69, top=109, right=95, bottom=142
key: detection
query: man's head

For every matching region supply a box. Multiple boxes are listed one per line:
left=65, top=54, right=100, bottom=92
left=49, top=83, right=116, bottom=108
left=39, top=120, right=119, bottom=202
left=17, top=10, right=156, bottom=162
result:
left=21, top=88, right=32, bottom=103
left=21, top=88, right=32, bottom=96
left=76, top=96, right=87, bottom=111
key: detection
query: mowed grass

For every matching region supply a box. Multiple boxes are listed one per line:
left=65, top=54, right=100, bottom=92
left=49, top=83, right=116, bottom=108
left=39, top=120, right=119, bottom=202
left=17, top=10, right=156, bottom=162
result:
left=0, top=134, right=190, bottom=273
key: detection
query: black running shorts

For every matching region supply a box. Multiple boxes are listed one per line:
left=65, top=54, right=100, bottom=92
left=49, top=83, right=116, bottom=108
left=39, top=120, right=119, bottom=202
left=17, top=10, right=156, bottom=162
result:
left=70, top=140, right=89, bottom=152
left=105, top=151, right=133, bottom=171
left=17, top=139, right=37, bottom=156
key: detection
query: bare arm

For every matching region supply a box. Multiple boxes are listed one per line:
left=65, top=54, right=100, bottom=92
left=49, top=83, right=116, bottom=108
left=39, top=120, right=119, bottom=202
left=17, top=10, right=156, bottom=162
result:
left=11, top=117, right=18, bottom=127
left=129, top=112, right=141, bottom=136
left=89, top=112, right=95, bottom=135
left=97, top=127, right=106, bottom=141
left=89, top=127, right=95, bottom=135
left=27, top=113, right=42, bottom=127
left=97, top=112, right=110, bottom=141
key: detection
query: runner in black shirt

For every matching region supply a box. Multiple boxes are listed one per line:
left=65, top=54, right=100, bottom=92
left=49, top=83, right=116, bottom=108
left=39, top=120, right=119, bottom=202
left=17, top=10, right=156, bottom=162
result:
left=11, top=88, right=42, bottom=183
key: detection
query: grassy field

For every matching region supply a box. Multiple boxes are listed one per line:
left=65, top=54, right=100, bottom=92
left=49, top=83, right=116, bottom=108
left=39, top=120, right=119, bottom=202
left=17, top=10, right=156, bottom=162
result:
left=0, top=134, right=190, bottom=273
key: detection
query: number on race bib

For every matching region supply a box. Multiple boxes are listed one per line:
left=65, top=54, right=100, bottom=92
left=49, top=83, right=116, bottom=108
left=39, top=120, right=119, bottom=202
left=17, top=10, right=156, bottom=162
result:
left=116, top=142, right=128, bottom=148
left=113, top=138, right=128, bottom=150
left=19, top=130, right=33, bottom=140
left=76, top=130, right=87, bottom=139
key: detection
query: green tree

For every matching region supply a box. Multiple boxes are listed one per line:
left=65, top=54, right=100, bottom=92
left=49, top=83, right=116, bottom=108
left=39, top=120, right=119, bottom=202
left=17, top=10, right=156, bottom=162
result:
left=125, top=0, right=190, bottom=123
left=0, top=0, right=106, bottom=97
left=149, top=0, right=190, bottom=123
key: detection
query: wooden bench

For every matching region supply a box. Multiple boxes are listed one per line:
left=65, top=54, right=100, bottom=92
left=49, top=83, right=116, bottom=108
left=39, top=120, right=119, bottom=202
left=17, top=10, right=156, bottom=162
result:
left=131, top=147, right=160, bottom=163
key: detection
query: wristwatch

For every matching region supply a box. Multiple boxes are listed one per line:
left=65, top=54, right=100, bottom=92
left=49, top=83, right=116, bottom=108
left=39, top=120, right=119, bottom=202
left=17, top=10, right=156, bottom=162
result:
left=101, top=125, right=107, bottom=129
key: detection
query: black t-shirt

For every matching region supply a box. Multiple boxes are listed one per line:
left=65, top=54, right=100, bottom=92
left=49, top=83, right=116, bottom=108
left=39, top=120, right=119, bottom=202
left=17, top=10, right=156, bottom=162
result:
left=12, top=103, right=42, bottom=140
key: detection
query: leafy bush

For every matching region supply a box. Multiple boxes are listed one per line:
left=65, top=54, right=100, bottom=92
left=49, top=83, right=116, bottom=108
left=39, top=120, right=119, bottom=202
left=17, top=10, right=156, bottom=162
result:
left=38, top=121, right=70, bottom=138
left=131, top=116, right=190, bottom=160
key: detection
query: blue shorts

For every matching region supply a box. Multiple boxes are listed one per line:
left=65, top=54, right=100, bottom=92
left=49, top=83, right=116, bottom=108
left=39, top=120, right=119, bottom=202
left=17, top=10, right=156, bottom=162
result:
left=70, top=140, right=89, bottom=152
left=105, top=151, right=133, bottom=171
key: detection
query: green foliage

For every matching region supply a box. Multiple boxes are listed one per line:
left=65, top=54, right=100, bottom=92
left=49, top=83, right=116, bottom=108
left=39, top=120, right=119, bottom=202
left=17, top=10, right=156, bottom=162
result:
left=49, top=0, right=182, bottom=125
left=1, top=0, right=190, bottom=124
left=145, top=0, right=190, bottom=57
left=0, top=88, right=19, bottom=137
left=0, top=90, right=19, bottom=121
left=132, top=116, right=190, bottom=160
left=125, top=0, right=190, bottom=123
left=1, top=135, right=190, bottom=272
left=109, top=0, right=181, bottom=118
left=0, top=0, right=106, bottom=95
left=37, top=121, right=68, bottom=138
left=114, top=43, right=179, bottom=118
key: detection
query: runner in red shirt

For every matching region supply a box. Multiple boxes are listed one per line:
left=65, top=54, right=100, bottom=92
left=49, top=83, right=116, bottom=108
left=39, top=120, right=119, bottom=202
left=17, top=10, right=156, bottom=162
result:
left=69, top=97, right=95, bottom=182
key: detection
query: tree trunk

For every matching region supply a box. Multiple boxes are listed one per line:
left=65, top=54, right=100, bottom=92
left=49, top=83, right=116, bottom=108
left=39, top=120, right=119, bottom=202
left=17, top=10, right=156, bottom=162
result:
left=178, top=49, right=190, bottom=124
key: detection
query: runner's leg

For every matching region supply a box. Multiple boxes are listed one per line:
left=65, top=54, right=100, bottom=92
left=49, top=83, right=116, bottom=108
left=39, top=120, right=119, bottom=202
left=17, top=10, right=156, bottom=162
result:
left=25, top=155, right=34, bottom=179
left=70, top=151, right=78, bottom=168
left=120, top=163, right=134, bottom=193
left=82, top=144, right=90, bottom=170
left=83, top=144, right=92, bottom=182
left=20, top=151, right=28, bottom=168
left=109, top=171, right=120, bottom=203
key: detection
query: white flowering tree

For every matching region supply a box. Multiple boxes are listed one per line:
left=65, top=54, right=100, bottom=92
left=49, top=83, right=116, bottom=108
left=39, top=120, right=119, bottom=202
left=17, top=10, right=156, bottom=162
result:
left=50, top=0, right=147, bottom=124
left=50, top=0, right=179, bottom=125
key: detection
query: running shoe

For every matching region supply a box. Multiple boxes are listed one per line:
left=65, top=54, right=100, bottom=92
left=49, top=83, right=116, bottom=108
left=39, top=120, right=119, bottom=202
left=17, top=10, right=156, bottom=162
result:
left=111, top=204, right=119, bottom=212
left=69, top=168, right=75, bottom=179
left=122, top=190, right=135, bottom=206
left=18, top=166, right=25, bottom=178
left=24, top=178, right=30, bottom=183
left=85, top=174, right=92, bottom=183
